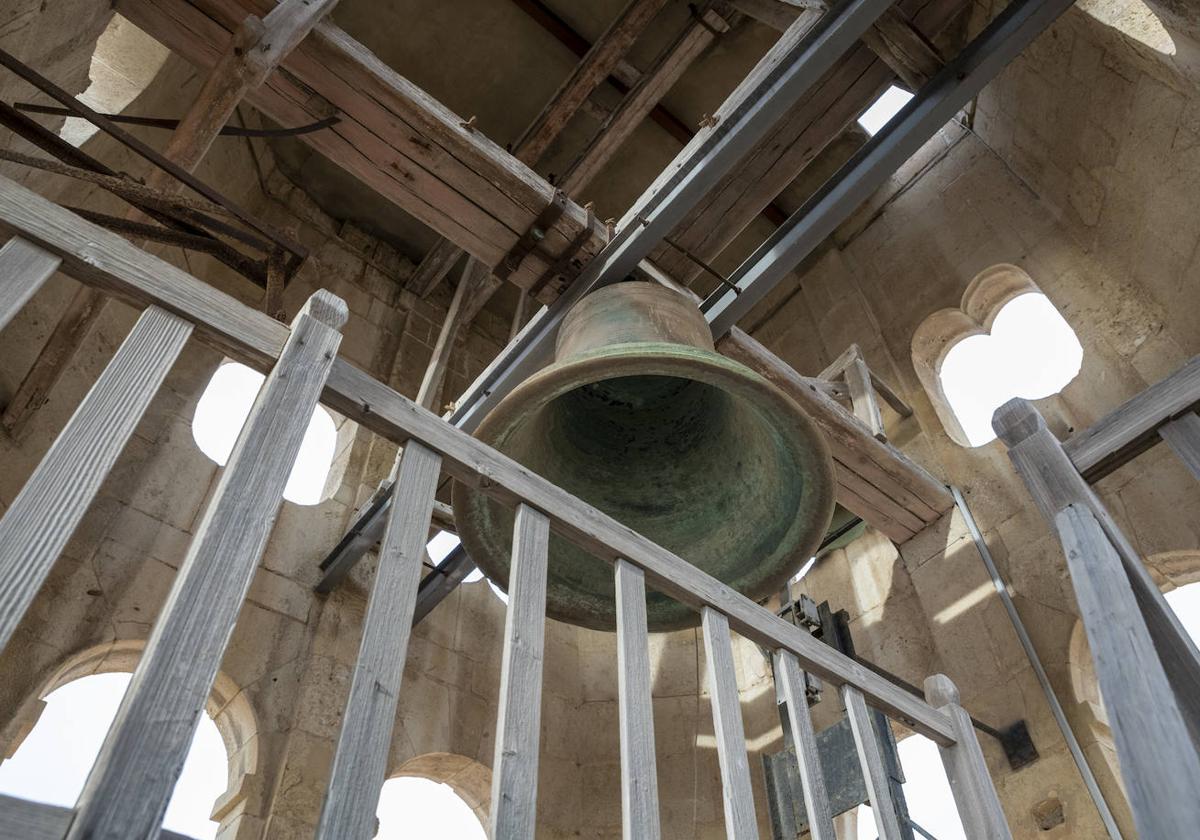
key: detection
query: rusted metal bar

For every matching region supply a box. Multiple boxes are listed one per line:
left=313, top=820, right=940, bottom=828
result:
left=0, top=47, right=306, bottom=271
left=13, top=102, right=340, bottom=137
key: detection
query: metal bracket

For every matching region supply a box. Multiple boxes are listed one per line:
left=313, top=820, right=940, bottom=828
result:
left=494, top=189, right=568, bottom=283
left=527, top=199, right=595, bottom=299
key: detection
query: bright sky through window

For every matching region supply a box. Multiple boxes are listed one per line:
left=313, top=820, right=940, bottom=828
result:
left=0, top=673, right=227, bottom=839
left=375, top=776, right=486, bottom=839
left=857, top=734, right=966, bottom=840
left=857, top=85, right=914, bottom=136
left=193, top=362, right=337, bottom=505
left=939, top=293, right=1082, bottom=446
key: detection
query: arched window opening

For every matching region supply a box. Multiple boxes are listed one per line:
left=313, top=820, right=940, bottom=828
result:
left=1165, top=580, right=1200, bottom=641
left=193, top=362, right=339, bottom=505
left=453, top=531, right=508, bottom=604
left=375, top=776, right=486, bottom=839
left=855, top=734, right=966, bottom=839
left=857, top=85, right=913, bottom=136
left=0, top=672, right=227, bottom=839
left=63, top=15, right=170, bottom=146
left=912, top=265, right=1082, bottom=448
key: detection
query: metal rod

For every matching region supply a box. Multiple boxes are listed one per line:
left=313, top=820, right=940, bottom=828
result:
left=660, top=231, right=739, bottom=294
left=0, top=49, right=306, bottom=265
left=446, top=0, right=894, bottom=436
left=952, top=486, right=1124, bottom=840
left=13, top=102, right=340, bottom=137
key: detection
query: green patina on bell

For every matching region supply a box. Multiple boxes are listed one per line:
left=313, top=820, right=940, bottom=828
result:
left=452, top=281, right=836, bottom=630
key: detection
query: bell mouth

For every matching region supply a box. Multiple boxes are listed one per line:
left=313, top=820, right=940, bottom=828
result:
left=452, top=340, right=836, bottom=631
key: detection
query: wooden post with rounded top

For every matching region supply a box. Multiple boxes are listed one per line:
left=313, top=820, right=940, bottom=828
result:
left=923, top=675, right=1011, bottom=839
left=67, top=291, right=347, bottom=840
left=991, top=397, right=1200, bottom=743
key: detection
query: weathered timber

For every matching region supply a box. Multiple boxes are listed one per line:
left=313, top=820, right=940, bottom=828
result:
left=66, top=291, right=345, bottom=840
left=650, top=0, right=966, bottom=286
left=774, top=650, right=835, bottom=840
left=719, top=327, right=950, bottom=522
left=0, top=237, right=60, bottom=331
left=0, top=178, right=957, bottom=743
left=1064, top=354, right=1200, bottom=480
left=615, top=559, right=662, bottom=840
left=514, top=0, right=669, bottom=164
left=0, top=796, right=190, bottom=840
left=1054, top=505, right=1200, bottom=839
left=559, top=6, right=731, bottom=193
left=924, top=675, right=1012, bottom=839
left=843, top=685, right=903, bottom=839
left=0, top=306, right=192, bottom=652
left=993, top=397, right=1200, bottom=749
left=701, top=607, right=759, bottom=838
left=316, top=441, right=442, bottom=840
left=491, top=504, right=551, bottom=839
left=116, top=0, right=607, bottom=294
left=1160, top=411, right=1200, bottom=480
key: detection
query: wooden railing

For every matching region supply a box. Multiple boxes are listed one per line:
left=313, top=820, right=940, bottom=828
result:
left=0, top=175, right=1012, bottom=839
left=993, top=374, right=1200, bottom=840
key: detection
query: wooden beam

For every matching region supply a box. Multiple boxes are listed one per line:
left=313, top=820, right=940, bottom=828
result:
left=615, top=559, right=662, bottom=840
left=861, top=6, right=944, bottom=90
left=490, top=503, right=551, bottom=839
left=406, top=237, right=464, bottom=299
left=559, top=6, right=731, bottom=194
left=66, top=292, right=345, bottom=840
left=651, top=0, right=965, bottom=287
left=0, top=237, right=61, bottom=331
left=1160, top=411, right=1200, bottom=481
left=404, top=0, right=665, bottom=300
left=1064, top=354, right=1200, bottom=481
left=843, top=684, right=904, bottom=839
left=1055, top=504, right=1200, bottom=840
left=924, top=675, right=1013, bottom=839
left=701, top=607, right=759, bottom=838
left=719, top=328, right=951, bottom=527
left=118, top=0, right=607, bottom=296
left=2, top=0, right=337, bottom=439
left=0, top=177, right=958, bottom=743
left=993, top=397, right=1200, bottom=750
left=514, top=0, right=669, bottom=165
left=0, top=795, right=190, bottom=840
left=731, top=0, right=943, bottom=88
left=316, top=441, right=442, bottom=840
left=0, top=306, right=192, bottom=651
left=415, top=258, right=489, bottom=411
left=774, top=650, right=835, bottom=840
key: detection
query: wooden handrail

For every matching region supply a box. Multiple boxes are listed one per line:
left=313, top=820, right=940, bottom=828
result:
left=0, top=173, right=957, bottom=743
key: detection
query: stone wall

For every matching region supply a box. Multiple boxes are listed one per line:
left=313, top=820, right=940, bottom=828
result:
left=2, top=3, right=1200, bottom=840
left=739, top=5, right=1200, bottom=837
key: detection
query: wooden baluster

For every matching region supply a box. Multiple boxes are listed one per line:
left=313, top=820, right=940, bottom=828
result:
left=615, top=559, right=661, bottom=840
left=993, top=398, right=1200, bottom=744
left=923, top=675, right=1012, bottom=839
left=66, top=291, right=346, bottom=840
left=700, top=606, right=758, bottom=839
left=0, top=304, right=192, bottom=652
left=491, top=503, right=551, bottom=839
left=1160, top=412, right=1200, bottom=480
left=773, top=650, right=834, bottom=840
left=316, top=440, right=442, bottom=840
left=0, top=236, right=60, bottom=331
left=842, top=684, right=903, bottom=840
left=1054, top=504, right=1200, bottom=838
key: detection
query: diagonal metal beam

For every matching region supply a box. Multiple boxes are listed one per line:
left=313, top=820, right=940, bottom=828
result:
left=315, top=0, right=900, bottom=594
left=701, top=0, right=1075, bottom=336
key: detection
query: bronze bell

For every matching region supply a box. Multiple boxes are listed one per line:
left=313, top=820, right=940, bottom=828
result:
left=452, top=281, right=835, bottom=630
